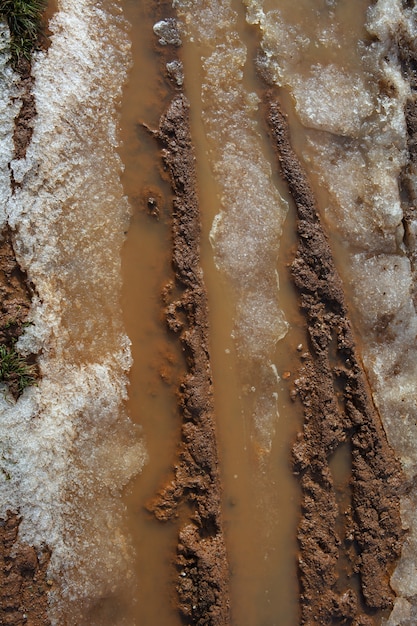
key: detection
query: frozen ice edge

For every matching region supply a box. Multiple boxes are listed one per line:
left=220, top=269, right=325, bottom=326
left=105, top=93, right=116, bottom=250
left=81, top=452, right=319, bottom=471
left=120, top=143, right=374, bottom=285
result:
left=0, top=2, right=146, bottom=623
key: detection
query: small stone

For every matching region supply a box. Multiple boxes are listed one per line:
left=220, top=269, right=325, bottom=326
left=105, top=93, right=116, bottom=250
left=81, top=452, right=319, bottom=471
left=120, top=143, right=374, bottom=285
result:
left=166, top=60, right=184, bottom=86
left=153, top=19, right=182, bottom=47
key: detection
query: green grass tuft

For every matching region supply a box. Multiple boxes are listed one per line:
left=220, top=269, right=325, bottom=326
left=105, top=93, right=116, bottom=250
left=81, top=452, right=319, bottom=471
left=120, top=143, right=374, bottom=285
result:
left=1, top=0, right=47, bottom=64
left=0, top=344, right=37, bottom=398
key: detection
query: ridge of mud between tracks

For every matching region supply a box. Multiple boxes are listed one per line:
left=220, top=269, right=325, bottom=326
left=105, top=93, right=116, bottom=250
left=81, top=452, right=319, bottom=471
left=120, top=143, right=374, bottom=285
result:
left=147, top=92, right=231, bottom=626
left=265, top=91, right=404, bottom=626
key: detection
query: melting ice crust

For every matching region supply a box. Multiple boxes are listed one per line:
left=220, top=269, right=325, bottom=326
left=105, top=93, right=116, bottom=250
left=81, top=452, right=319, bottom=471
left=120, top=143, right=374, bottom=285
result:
left=174, top=0, right=289, bottom=458
left=0, top=2, right=146, bottom=623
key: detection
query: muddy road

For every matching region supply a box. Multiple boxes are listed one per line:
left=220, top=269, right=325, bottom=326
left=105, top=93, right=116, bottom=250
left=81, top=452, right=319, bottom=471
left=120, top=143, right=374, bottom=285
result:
left=0, top=0, right=417, bottom=625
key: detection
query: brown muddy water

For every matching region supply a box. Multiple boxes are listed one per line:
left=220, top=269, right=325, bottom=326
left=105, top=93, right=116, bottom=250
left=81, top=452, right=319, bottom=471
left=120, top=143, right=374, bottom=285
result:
left=117, top=1, right=302, bottom=624
left=117, top=0, right=363, bottom=625
left=3, top=0, right=410, bottom=623
left=112, top=0, right=395, bottom=625
left=119, top=2, right=182, bottom=624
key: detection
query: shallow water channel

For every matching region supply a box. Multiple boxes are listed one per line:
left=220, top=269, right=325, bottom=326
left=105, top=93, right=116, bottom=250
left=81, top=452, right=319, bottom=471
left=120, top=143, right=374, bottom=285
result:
left=117, top=0, right=372, bottom=624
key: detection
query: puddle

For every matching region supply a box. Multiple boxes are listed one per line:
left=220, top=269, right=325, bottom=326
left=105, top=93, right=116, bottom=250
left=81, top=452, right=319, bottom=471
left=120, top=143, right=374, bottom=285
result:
left=116, top=0, right=397, bottom=623
left=119, top=0, right=306, bottom=623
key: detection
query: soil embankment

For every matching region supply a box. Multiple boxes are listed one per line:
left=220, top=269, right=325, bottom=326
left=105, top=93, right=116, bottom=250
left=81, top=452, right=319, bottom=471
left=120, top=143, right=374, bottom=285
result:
left=0, top=21, right=49, bottom=624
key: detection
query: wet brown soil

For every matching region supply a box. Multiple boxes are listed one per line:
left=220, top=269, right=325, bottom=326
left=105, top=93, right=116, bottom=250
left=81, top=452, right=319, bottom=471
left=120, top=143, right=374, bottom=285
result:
left=147, top=93, right=230, bottom=626
left=265, top=92, right=404, bottom=625
left=0, top=209, right=44, bottom=624
left=13, top=57, right=36, bottom=161
left=0, top=512, right=50, bottom=626
left=0, top=232, right=31, bottom=346
left=0, top=229, right=38, bottom=399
